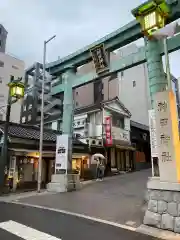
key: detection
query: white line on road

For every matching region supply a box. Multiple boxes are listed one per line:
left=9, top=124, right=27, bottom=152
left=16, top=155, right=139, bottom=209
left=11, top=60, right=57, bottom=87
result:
left=0, top=220, right=62, bottom=240
left=10, top=201, right=137, bottom=232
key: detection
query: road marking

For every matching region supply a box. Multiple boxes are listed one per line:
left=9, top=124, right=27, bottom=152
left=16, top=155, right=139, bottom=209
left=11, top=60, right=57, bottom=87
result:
left=10, top=201, right=137, bottom=231
left=0, top=220, right=61, bottom=240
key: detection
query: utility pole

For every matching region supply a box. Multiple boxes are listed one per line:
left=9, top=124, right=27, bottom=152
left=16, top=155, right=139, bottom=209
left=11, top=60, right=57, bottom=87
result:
left=37, top=35, right=56, bottom=193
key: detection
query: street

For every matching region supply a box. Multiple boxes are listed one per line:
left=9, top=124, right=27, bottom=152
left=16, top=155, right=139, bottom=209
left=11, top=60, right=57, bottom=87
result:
left=0, top=202, right=159, bottom=240
left=16, top=169, right=150, bottom=227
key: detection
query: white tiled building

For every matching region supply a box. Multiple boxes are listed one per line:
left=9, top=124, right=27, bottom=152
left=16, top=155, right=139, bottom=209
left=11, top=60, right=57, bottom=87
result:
left=0, top=52, right=25, bottom=122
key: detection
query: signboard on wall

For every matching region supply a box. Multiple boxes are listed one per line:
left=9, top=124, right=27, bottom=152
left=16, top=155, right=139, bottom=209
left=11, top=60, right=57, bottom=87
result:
left=90, top=44, right=109, bottom=74
left=105, top=116, right=113, bottom=146
left=55, top=134, right=69, bottom=174
left=148, top=109, right=158, bottom=158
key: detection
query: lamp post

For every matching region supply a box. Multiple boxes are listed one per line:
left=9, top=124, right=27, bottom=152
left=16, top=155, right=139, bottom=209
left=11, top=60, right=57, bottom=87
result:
left=37, top=35, right=56, bottom=193
left=132, top=0, right=171, bottom=177
left=0, top=77, right=25, bottom=192
left=132, top=0, right=171, bottom=88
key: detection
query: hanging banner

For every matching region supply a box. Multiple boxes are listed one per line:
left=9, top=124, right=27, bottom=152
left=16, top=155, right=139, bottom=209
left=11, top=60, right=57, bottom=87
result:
left=105, top=116, right=113, bottom=146
left=55, top=134, right=69, bottom=174
left=148, top=109, right=158, bottom=158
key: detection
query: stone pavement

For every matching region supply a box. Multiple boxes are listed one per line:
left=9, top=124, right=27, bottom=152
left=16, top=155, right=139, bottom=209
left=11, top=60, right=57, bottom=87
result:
left=10, top=169, right=151, bottom=228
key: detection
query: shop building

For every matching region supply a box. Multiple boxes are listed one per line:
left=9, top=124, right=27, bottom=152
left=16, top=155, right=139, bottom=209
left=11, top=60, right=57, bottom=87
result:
left=0, top=121, right=89, bottom=190
left=73, top=97, right=135, bottom=174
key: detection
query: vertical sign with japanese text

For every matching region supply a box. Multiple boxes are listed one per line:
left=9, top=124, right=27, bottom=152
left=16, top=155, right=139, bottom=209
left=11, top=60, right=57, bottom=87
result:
left=105, top=116, right=113, bottom=146
left=55, top=134, right=69, bottom=174
left=148, top=109, right=158, bottom=158
left=154, top=90, right=180, bottom=182
left=90, top=44, right=109, bottom=74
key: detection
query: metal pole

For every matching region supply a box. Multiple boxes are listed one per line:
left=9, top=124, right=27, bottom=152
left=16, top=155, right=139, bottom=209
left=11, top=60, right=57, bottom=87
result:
left=37, top=35, right=56, bottom=192
left=0, top=89, right=11, bottom=192
left=37, top=41, right=46, bottom=193
left=163, top=38, right=172, bottom=90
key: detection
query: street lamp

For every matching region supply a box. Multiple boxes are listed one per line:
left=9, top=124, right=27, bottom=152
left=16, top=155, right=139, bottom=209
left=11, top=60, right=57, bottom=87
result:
left=0, top=77, right=25, bottom=192
left=132, top=0, right=170, bottom=37
left=8, top=81, right=25, bottom=99
left=37, top=35, right=56, bottom=193
left=132, top=0, right=172, bottom=90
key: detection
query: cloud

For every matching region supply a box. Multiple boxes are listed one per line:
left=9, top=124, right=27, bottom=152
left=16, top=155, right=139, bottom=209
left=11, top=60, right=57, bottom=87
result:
left=0, top=0, right=179, bottom=78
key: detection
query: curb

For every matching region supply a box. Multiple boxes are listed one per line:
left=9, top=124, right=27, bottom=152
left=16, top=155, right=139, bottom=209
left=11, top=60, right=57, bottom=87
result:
left=136, top=224, right=180, bottom=240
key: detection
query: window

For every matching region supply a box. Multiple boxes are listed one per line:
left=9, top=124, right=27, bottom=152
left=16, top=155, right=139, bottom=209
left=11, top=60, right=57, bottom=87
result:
left=29, top=104, right=32, bottom=109
left=109, top=72, right=117, bottom=81
left=22, top=116, right=26, bottom=123
left=121, top=71, right=124, bottom=77
left=12, top=65, right=19, bottom=70
left=0, top=40, right=1, bottom=47
left=10, top=75, right=14, bottom=82
left=133, top=80, right=136, bottom=87
left=23, top=105, right=26, bottom=111
left=52, top=121, right=58, bottom=130
left=95, top=111, right=101, bottom=125
left=76, top=91, right=78, bottom=95
left=28, top=115, right=31, bottom=121
left=0, top=113, right=3, bottom=120
left=0, top=28, right=1, bottom=34
left=76, top=102, right=79, bottom=107
left=112, top=115, right=124, bottom=129
left=0, top=61, right=4, bottom=67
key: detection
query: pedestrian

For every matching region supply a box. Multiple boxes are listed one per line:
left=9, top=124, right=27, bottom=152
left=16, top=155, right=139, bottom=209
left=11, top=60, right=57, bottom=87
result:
left=96, top=158, right=101, bottom=181
left=99, top=159, right=105, bottom=181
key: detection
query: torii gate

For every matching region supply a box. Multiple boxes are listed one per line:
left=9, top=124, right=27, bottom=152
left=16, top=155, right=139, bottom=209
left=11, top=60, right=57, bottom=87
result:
left=47, top=0, right=180, bottom=185
left=47, top=0, right=180, bottom=136
left=46, top=1, right=180, bottom=232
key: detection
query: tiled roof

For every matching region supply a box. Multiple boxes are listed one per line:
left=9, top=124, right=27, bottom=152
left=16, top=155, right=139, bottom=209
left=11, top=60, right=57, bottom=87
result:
left=0, top=121, right=86, bottom=145
left=74, top=97, right=131, bottom=116
left=130, top=120, right=149, bottom=131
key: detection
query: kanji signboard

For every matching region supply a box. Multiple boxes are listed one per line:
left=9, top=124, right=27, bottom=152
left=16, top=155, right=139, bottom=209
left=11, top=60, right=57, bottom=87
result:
left=90, top=44, right=109, bottom=74
left=105, top=116, right=112, bottom=146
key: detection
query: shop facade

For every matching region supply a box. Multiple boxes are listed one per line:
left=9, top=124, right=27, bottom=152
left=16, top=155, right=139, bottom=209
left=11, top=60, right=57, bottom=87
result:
left=0, top=121, right=89, bottom=191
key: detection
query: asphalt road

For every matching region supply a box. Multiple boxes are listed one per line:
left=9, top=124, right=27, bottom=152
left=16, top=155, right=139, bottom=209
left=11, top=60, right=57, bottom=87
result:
left=0, top=202, right=159, bottom=240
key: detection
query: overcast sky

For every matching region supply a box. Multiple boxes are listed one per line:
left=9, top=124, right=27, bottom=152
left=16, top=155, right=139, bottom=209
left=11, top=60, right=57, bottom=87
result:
left=0, top=0, right=180, bottom=77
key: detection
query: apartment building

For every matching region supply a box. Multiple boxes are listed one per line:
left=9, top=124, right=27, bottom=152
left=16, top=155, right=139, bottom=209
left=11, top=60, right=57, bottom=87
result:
left=20, top=62, right=62, bottom=125
left=0, top=24, right=7, bottom=53
left=0, top=52, right=25, bottom=123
